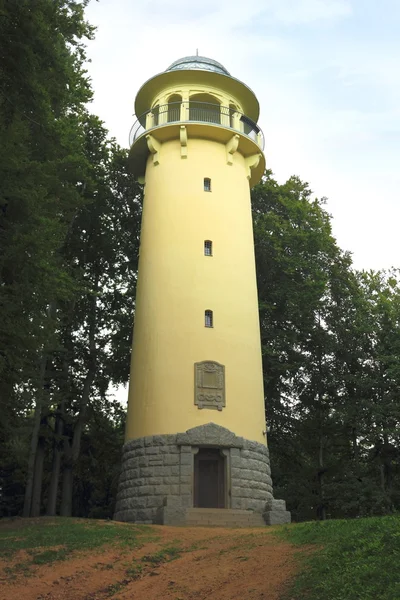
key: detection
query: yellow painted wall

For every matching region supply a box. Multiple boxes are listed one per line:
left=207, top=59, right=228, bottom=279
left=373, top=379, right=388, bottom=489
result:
left=149, top=83, right=244, bottom=112
left=125, top=136, right=267, bottom=445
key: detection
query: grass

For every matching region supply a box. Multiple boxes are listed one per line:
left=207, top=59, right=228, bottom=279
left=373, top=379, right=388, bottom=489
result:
left=103, top=543, right=183, bottom=596
left=105, top=579, right=131, bottom=597
left=31, top=547, right=69, bottom=564
left=141, top=544, right=182, bottom=565
left=98, top=545, right=183, bottom=597
left=0, top=517, right=183, bottom=591
left=4, top=562, right=31, bottom=577
left=0, top=517, right=158, bottom=575
left=6, top=513, right=400, bottom=599
left=278, top=514, right=400, bottom=600
left=125, top=562, right=144, bottom=579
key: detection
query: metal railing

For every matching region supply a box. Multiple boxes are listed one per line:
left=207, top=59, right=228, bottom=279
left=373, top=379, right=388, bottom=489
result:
left=129, top=101, right=264, bottom=150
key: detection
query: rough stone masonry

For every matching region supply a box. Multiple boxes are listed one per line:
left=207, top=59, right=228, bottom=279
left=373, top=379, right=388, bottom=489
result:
left=114, top=423, right=290, bottom=526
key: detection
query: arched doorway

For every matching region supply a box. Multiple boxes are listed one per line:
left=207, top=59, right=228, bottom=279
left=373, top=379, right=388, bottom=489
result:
left=189, top=93, right=220, bottom=124
left=167, top=94, right=181, bottom=123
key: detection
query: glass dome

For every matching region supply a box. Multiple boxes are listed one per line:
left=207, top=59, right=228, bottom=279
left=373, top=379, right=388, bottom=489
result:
left=166, top=55, right=230, bottom=76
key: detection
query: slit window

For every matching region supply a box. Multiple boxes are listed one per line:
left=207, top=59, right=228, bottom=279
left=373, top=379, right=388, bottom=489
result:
left=204, top=240, right=213, bottom=256
left=205, top=310, right=213, bottom=328
left=204, top=178, right=211, bottom=192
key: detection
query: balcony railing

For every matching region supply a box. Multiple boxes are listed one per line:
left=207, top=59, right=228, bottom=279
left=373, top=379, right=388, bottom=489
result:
left=129, top=102, right=264, bottom=150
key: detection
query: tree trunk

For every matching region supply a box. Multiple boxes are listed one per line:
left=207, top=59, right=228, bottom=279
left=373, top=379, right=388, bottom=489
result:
left=318, top=432, right=327, bottom=521
left=352, top=426, right=359, bottom=472
left=380, top=462, right=385, bottom=494
left=31, top=436, right=45, bottom=517
left=382, top=433, right=393, bottom=513
left=316, top=336, right=326, bottom=521
left=46, top=411, right=64, bottom=516
left=59, top=362, right=96, bottom=516
left=60, top=431, right=73, bottom=517
left=60, top=458, right=73, bottom=517
left=23, top=356, right=47, bottom=517
left=60, top=288, right=97, bottom=516
left=351, top=424, right=362, bottom=516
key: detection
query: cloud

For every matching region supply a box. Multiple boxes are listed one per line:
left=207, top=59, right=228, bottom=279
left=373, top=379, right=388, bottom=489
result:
left=118, top=0, right=352, bottom=34
left=271, top=0, right=352, bottom=24
left=84, top=0, right=400, bottom=271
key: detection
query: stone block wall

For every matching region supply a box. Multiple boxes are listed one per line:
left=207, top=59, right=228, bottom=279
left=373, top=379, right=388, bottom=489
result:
left=114, top=434, right=182, bottom=523
left=114, top=423, right=287, bottom=524
left=230, top=443, right=273, bottom=511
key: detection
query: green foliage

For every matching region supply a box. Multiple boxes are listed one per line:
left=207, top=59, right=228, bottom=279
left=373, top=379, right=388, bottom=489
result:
left=71, top=399, right=126, bottom=518
left=252, top=173, right=400, bottom=521
left=278, top=515, right=400, bottom=600
left=0, top=0, right=96, bottom=517
left=0, top=0, right=94, bottom=392
left=0, top=0, right=142, bottom=519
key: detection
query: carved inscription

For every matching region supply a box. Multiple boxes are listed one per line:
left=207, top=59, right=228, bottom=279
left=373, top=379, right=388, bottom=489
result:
left=194, top=361, right=225, bottom=411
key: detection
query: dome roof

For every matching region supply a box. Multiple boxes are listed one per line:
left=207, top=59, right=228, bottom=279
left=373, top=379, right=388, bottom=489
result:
left=166, top=55, right=230, bottom=76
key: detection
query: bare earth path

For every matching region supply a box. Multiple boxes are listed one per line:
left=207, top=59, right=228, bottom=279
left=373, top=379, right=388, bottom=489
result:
left=0, top=525, right=302, bottom=600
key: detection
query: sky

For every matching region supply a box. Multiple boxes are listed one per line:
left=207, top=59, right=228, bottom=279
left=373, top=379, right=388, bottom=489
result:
left=84, top=0, right=400, bottom=272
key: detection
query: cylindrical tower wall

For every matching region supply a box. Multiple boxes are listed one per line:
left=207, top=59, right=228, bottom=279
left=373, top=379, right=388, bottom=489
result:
left=125, top=137, right=266, bottom=444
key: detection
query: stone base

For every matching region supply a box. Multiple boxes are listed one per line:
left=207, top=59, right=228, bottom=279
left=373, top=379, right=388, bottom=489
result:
left=114, top=423, right=290, bottom=526
left=155, top=496, right=187, bottom=526
left=155, top=498, right=291, bottom=527
left=263, top=499, right=291, bottom=525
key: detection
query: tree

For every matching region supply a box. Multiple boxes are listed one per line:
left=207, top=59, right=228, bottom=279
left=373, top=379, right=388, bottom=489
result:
left=252, top=173, right=400, bottom=520
left=252, top=172, right=355, bottom=520
left=54, top=119, right=141, bottom=516
left=0, top=0, right=95, bottom=517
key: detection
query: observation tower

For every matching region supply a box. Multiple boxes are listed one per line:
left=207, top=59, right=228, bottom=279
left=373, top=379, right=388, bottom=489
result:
left=114, top=55, right=290, bottom=526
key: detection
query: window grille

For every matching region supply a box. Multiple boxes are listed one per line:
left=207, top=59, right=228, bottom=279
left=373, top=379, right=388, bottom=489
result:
left=204, top=240, right=212, bottom=256
left=204, top=177, right=211, bottom=192
left=205, top=310, right=213, bottom=328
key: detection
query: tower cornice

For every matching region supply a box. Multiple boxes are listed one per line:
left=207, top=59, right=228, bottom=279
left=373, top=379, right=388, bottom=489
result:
left=129, top=120, right=265, bottom=187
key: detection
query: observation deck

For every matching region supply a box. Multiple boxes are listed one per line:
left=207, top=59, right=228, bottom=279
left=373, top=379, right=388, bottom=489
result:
left=128, top=101, right=265, bottom=185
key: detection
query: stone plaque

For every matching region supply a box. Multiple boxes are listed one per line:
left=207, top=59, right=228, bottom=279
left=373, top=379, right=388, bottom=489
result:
left=194, top=361, right=225, bottom=411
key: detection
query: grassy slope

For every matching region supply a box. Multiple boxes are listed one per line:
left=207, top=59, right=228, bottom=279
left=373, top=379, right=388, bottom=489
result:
left=0, top=518, right=157, bottom=569
left=278, top=515, right=400, bottom=600
left=1, top=515, right=400, bottom=599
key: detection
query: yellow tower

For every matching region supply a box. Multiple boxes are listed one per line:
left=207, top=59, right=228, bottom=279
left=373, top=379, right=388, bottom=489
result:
left=115, top=56, right=290, bottom=526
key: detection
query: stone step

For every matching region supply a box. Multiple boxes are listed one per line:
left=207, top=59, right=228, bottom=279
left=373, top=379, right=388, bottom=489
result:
left=184, top=508, right=265, bottom=528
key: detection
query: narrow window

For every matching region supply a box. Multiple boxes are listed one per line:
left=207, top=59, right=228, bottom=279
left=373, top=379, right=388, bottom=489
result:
left=204, top=240, right=212, bottom=256
left=205, top=310, right=213, bottom=328
left=204, top=177, right=211, bottom=192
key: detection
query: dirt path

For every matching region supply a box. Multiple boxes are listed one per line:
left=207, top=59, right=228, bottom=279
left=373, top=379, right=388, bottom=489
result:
left=0, top=525, right=301, bottom=600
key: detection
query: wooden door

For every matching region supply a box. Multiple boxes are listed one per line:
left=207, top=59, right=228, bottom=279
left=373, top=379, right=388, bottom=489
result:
left=194, top=448, right=225, bottom=508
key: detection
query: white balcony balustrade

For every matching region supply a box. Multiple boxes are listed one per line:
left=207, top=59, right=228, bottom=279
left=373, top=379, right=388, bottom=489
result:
left=129, top=101, right=264, bottom=150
